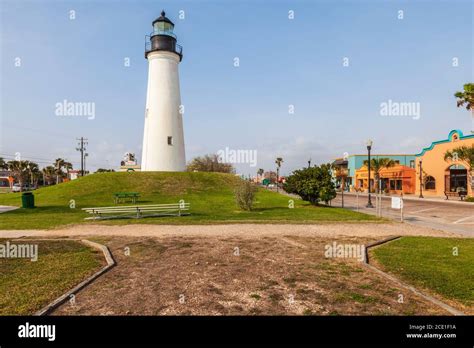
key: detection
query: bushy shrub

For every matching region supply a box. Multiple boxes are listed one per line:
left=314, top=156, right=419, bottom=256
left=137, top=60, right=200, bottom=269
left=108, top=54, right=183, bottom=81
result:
left=234, top=181, right=256, bottom=211
left=284, top=164, right=336, bottom=205
left=187, top=154, right=235, bottom=173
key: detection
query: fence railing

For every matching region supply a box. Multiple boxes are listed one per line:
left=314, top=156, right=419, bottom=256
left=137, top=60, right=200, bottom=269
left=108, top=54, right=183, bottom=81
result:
left=145, top=40, right=182, bottom=56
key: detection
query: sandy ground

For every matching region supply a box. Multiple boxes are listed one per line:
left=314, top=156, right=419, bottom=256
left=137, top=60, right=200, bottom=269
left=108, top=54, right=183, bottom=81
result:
left=2, top=223, right=465, bottom=315
left=0, top=222, right=458, bottom=239
left=51, top=234, right=451, bottom=316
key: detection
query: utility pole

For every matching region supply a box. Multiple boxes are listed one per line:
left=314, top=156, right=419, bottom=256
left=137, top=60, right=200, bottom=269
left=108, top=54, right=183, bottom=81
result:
left=76, top=137, right=88, bottom=177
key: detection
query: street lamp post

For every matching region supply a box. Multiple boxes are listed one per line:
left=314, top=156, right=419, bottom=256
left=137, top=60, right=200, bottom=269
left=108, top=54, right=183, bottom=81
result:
left=366, top=139, right=374, bottom=208
left=419, top=159, right=424, bottom=198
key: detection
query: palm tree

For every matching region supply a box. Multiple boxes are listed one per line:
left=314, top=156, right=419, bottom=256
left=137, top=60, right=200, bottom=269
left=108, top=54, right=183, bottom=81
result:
left=257, top=168, right=264, bottom=182
left=445, top=144, right=474, bottom=190
left=54, top=158, right=65, bottom=184
left=333, top=166, right=348, bottom=192
left=275, top=157, right=283, bottom=191
left=54, top=158, right=73, bottom=184
left=42, top=166, right=56, bottom=186
left=454, top=83, right=474, bottom=133
left=363, top=158, right=396, bottom=193
left=7, top=160, right=29, bottom=191
left=25, top=161, right=40, bottom=187
left=0, top=157, right=7, bottom=170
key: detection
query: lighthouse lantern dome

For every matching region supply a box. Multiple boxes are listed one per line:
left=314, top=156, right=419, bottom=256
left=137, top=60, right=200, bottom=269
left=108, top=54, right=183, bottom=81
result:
left=145, top=10, right=182, bottom=60
left=152, top=11, right=175, bottom=36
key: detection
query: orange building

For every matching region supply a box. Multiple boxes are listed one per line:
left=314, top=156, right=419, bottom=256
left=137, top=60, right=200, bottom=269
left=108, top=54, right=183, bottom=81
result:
left=355, top=165, right=416, bottom=194
left=415, top=130, right=474, bottom=198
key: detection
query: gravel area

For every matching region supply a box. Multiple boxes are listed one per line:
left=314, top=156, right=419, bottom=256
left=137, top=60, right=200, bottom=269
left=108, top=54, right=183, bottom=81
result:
left=0, top=222, right=457, bottom=239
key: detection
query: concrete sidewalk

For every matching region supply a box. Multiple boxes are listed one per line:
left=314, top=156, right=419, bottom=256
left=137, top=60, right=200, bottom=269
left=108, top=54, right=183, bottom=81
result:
left=0, top=205, right=19, bottom=213
left=341, top=192, right=474, bottom=206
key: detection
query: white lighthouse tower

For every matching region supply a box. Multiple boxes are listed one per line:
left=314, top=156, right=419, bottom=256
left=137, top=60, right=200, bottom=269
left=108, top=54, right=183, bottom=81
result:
left=141, top=11, right=186, bottom=171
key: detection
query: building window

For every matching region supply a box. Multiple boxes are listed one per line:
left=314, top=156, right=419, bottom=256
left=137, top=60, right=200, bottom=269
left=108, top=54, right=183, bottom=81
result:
left=396, top=180, right=402, bottom=190
left=409, top=160, right=415, bottom=168
left=425, top=176, right=436, bottom=190
left=167, top=136, right=173, bottom=145
left=390, top=179, right=403, bottom=190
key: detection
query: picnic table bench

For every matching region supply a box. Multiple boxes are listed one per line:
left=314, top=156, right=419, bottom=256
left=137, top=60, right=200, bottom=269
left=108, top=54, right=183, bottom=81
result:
left=82, top=202, right=190, bottom=220
left=444, top=190, right=467, bottom=200
left=113, top=192, right=140, bottom=204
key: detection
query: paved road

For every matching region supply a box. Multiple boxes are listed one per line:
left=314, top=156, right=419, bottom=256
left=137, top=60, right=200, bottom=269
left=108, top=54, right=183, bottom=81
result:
left=333, top=193, right=474, bottom=237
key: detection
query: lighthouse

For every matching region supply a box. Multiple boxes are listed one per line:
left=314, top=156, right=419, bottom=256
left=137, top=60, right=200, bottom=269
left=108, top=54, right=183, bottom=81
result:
left=141, top=11, right=186, bottom=171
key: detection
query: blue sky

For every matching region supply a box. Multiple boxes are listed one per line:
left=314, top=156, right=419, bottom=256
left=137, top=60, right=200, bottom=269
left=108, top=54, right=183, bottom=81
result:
left=0, top=0, right=472, bottom=175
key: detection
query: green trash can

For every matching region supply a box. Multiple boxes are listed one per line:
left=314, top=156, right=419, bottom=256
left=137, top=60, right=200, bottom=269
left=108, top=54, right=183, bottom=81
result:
left=21, top=192, right=35, bottom=209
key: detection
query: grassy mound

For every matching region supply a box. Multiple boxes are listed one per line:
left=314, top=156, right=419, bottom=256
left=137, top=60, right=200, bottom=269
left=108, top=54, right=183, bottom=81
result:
left=0, top=172, right=377, bottom=229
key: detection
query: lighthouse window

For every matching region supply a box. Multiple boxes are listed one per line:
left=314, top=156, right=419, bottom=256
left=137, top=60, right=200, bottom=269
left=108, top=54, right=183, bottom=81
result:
left=154, top=21, right=173, bottom=33
left=167, top=136, right=173, bottom=145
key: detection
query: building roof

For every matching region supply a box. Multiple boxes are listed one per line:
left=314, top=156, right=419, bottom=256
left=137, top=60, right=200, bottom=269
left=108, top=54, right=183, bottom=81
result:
left=415, top=129, right=474, bottom=157
left=152, top=10, right=174, bottom=26
left=332, top=159, right=348, bottom=166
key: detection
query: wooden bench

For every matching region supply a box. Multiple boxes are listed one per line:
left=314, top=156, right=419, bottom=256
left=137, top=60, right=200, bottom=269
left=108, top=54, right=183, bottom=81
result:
left=82, top=202, right=190, bottom=220
left=444, top=191, right=467, bottom=200
left=113, top=192, right=140, bottom=204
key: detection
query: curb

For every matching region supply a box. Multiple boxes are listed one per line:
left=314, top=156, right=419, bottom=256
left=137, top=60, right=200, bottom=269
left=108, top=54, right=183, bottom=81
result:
left=363, top=236, right=465, bottom=316
left=35, top=239, right=115, bottom=316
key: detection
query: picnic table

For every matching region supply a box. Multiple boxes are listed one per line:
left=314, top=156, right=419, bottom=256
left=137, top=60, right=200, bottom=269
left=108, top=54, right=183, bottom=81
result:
left=113, top=192, right=140, bottom=204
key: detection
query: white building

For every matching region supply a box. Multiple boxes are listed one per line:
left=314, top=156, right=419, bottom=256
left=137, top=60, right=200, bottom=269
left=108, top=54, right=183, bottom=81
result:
left=141, top=11, right=186, bottom=172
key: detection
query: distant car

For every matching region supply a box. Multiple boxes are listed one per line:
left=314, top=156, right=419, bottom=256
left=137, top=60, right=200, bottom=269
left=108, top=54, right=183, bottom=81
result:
left=267, top=184, right=275, bottom=188
left=11, top=184, right=34, bottom=192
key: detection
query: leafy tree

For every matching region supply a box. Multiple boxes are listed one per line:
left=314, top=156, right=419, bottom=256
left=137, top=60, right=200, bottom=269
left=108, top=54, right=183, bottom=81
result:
left=454, top=83, right=474, bottom=133
left=284, top=164, right=336, bottom=205
left=187, top=154, right=235, bottom=173
left=362, top=158, right=396, bottom=193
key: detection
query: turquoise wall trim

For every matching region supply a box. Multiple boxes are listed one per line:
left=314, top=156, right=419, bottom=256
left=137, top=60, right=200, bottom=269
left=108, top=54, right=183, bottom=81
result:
left=415, top=130, right=474, bottom=157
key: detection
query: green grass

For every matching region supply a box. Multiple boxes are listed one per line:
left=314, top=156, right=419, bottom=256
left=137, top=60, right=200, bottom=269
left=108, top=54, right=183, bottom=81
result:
left=372, top=237, right=474, bottom=307
left=0, top=172, right=378, bottom=229
left=0, top=239, right=103, bottom=315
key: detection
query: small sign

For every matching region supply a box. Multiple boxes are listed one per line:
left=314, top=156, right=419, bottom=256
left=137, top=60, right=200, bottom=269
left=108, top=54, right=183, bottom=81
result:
left=391, top=197, right=403, bottom=209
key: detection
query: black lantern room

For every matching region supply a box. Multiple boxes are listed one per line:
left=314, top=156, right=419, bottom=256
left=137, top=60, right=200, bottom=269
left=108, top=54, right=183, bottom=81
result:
left=145, top=11, right=183, bottom=60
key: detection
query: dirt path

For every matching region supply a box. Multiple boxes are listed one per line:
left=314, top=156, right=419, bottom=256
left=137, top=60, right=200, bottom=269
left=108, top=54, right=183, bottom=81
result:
left=51, top=234, right=451, bottom=316
left=0, top=222, right=458, bottom=239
